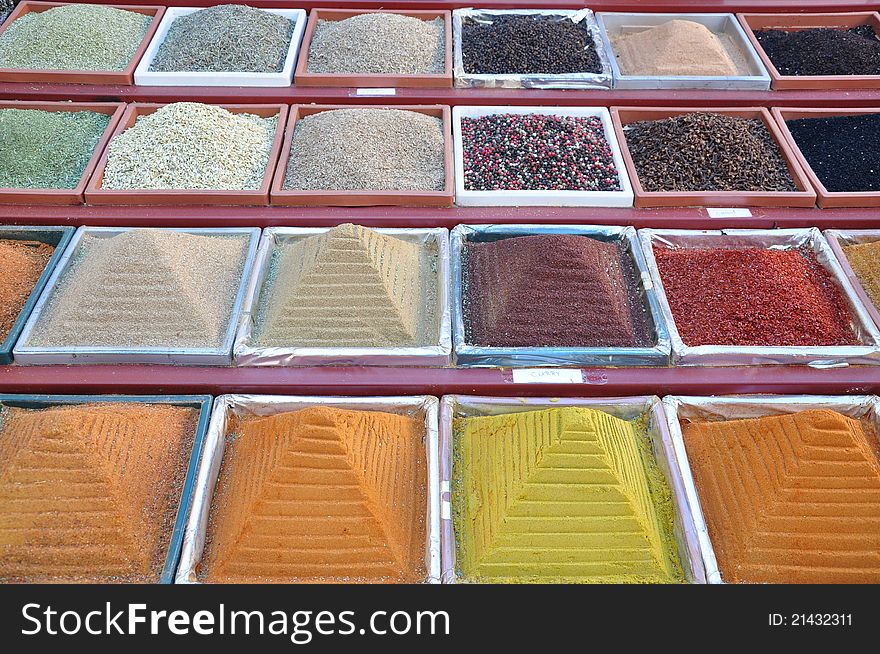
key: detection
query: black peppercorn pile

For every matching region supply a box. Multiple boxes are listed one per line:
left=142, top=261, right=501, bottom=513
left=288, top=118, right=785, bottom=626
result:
left=755, top=26, right=880, bottom=76
left=461, top=15, right=601, bottom=75
left=786, top=113, right=880, bottom=193
left=623, top=112, right=797, bottom=193
left=461, top=114, right=621, bottom=192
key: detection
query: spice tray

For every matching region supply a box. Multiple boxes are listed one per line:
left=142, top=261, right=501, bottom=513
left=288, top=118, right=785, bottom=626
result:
left=294, top=9, right=453, bottom=88
left=0, top=225, right=73, bottom=364
left=439, top=394, right=706, bottom=584
left=0, top=1, right=165, bottom=84
left=84, top=103, right=288, bottom=206
left=176, top=394, right=441, bottom=584
left=639, top=227, right=880, bottom=366
left=133, top=7, right=307, bottom=87
left=596, top=12, right=770, bottom=90
left=0, top=101, right=125, bottom=205
left=13, top=226, right=261, bottom=366
left=234, top=226, right=452, bottom=367
left=0, top=392, right=213, bottom=584
left=611, top=106, right=816, bottom=208
left=452, top=8, right=612, bottom=90
left=451, top=224, right=670, bottom=367
left=772, top=107, right=880, bottom=208
left=663, top=393, right=880, bottom=584
left=738, top=11, right=880, bottom=90
left=270, top=104, right=454, bottom=207
left=453, top=106, right=633, bottom=207
left=825, top=229, right=880, bottom=332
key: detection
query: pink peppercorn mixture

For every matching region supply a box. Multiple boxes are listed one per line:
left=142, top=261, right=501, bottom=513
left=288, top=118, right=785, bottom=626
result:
left=461, top=113, right=621, bottom=192
left=654, top=246, right=857, bottom=347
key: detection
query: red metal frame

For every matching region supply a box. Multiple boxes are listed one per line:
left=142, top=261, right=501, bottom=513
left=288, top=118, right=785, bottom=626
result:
left=2, top=364, right=880, bottom=396
left=2, top=203, right=880, bottom=230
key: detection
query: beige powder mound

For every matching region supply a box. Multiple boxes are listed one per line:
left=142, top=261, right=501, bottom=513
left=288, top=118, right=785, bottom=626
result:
left=612, top=19, right=742, bottom=76
left=26, top=229, right=249, bottom=349
left=254, top=223, right=437, bottom=348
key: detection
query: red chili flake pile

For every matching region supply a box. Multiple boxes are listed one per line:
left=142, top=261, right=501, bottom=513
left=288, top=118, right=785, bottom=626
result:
left=461, top=114, right=621, bottom=192
left=654, top=246, right=857, bottom=347
left=463, top=234, right=652, bottom=347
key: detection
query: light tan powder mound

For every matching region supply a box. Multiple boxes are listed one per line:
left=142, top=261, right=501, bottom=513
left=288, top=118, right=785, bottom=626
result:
left=612, top=19, right=740, bottom=77
left=26, top=229, right=249, bottom=349
left=254, top=223, right=437, bottom=348
left=0, top=403, right=199, bottom=583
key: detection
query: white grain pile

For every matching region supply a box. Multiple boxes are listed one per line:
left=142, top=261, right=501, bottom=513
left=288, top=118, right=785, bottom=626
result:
left=283, top=108, right=445, bottom=191
left=307, top=13, right=445, bottom=75
left=102, top=102, right=275, bottom=191
left=25, top=229, right=249, bottom=349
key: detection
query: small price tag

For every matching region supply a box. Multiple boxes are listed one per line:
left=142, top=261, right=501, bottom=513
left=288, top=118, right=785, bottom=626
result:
left=441, top=501, right=452, bottom=520
left=511, top=369, right=584, bottom=384
left=355, top=88, right=397, bottom=96
left=707, top=207, right=752, bottom=219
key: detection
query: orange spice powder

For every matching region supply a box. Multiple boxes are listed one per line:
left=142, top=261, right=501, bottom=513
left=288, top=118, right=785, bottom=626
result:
left=0, top=239, right=54, bottom=341
left=0, top=403, right=200, bottom=583
left=201, top=405, right=428, bottom=584
left=682, top=409, right=880, bottom=584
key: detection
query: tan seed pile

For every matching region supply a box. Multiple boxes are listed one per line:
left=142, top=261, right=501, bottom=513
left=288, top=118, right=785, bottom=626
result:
left=26, top=229, right=249, bottom=349
left=284, top=108, right=445, bottom=192
left=102, top=103, right=275, bottom=191
left=612, top=20, right=745, bottom=77
left=307, top=13, right=444, bottom=75
left=0, top=4, right=151, bottom=71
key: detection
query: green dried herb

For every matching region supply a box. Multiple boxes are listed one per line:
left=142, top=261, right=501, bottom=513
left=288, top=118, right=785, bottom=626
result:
left=151, top=4, right=294, bottom=73
left=0, top=108, right=110, bottom=189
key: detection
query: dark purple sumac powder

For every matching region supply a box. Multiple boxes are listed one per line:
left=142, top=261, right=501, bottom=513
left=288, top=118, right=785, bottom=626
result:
left=463, top=234, right=652, bottom=348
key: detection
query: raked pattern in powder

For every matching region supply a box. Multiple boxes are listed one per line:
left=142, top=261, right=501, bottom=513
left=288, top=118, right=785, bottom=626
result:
left=254, top=224, right=437, bottom=348
left=25, top=230, right=249, bottom=349
left=202, top=406, right=427, bottom=583
left=453, top=407, right=684, bottom=583
left=0, top=403, right=199, bottom=583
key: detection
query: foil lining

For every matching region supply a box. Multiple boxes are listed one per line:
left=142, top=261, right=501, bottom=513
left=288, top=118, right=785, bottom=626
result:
left=452, top=224, right=672, bottom=367
left=452, top=8, right=613, bottom=89
left=176, top=394, right=441, bottom=584
left=439, top=395, right=707, bottom=584
left=638, top=228, right=880, bottom=367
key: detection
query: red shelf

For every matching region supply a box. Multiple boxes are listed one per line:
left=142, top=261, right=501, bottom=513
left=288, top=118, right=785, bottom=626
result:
left=3, top=83, right=880, bottom=107
left=2, top=364, right=879, bottom=397
left=2, top=203, right=880, bottom=230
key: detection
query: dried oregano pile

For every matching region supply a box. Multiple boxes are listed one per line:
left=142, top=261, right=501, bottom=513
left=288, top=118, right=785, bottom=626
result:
left=102, top=103, right=275, bottom=191
left=308, top=13, right=444, bottom=75
left=0, top=109, right=110, bottom=189
left=0, top=4, right=151, bottom=71
left=284, top=108, right=445, bottom=192
left=150, top=5, right=294, bottom=73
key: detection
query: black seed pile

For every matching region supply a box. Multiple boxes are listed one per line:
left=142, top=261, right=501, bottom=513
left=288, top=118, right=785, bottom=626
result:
left=461, top=15, right=601, bottom=75
left=786, top=113, right=880, bottom=193
left=623, top=112, right=797, bottom=193
left=461, top=114, right=621, bottom=192
left=0, top=0, right=13, bottom=26
left=755, top=26, right=880, bottom=76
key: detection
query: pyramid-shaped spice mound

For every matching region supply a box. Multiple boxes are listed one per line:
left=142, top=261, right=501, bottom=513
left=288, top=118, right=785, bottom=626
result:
left=202, top=406, right=427, bottom=583
left=26, top=230, right=249, bottom=349
left=254, top=224, right=435, bottom=348
left=464, top=234, right=651, bottom=348
left=453, top=407, right=684, bottom=583
left=0, top=403, right=199, bottom=583
left=682, top=409, right=880, bottom=583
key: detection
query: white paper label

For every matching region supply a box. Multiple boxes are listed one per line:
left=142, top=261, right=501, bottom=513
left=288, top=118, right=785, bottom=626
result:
left=355, top=88, right=396, bottom=96
left=441, top=501, right=452, bottom=520
left=511, top=369, right=584, bottom=384
left=706, top=207, right=752, bottom=218
left=440, top=481, right=450, bottom=494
